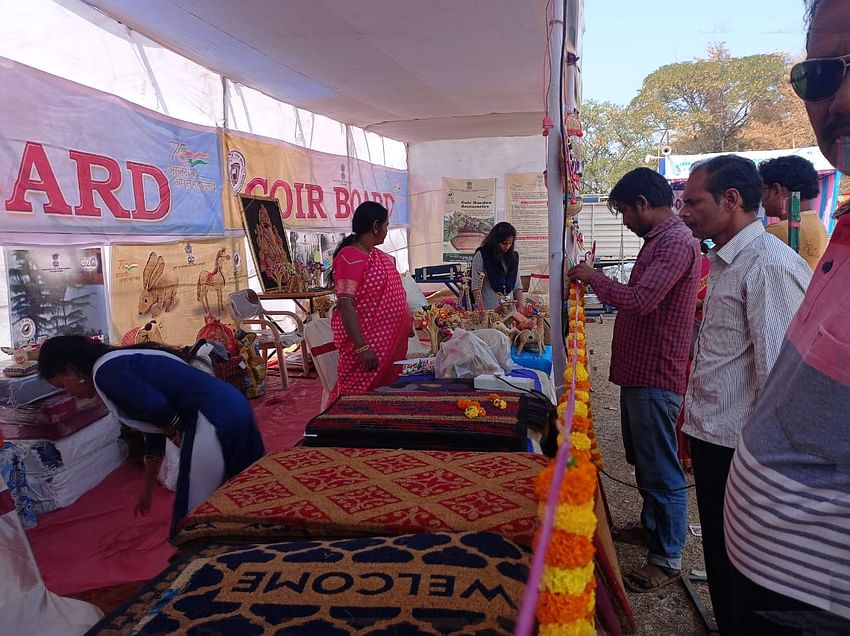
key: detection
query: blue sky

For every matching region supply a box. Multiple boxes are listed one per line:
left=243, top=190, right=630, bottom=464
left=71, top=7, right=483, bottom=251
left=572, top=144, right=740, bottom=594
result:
left=581, top=0, right=811, bottom=105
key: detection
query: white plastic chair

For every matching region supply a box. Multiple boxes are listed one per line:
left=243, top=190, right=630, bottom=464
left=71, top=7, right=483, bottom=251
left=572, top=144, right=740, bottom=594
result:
left=228, top=289, right=308, bottom=389
left=303, top=315, right=338, bottom=410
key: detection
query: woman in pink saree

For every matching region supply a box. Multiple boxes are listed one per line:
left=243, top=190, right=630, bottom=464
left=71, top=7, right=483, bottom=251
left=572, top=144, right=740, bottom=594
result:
left=330, top=202, right=411, bottom=398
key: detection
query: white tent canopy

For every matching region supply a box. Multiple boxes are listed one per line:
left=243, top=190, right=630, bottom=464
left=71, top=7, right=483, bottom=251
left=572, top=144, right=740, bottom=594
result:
left=82, top=0, right=549, bottom=143
left=1, top=0, right=583, bottom=383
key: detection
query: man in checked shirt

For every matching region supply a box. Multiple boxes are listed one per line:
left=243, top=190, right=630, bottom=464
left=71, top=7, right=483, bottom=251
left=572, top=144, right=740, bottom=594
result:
left=568, top=167, right=700, bottom=592
left=679, top=154, right=811, bottom=634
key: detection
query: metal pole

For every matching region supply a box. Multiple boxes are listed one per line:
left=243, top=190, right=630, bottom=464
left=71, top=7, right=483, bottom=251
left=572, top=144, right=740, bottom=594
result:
left=547, top=1, right=567, bottom=395
left=789, top=191, right=801, bottom=254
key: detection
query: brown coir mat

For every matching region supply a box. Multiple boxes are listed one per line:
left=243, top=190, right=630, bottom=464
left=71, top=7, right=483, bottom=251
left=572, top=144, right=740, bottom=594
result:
left=173, top=447, right=549, bottom=548
left=88, top=531, right=530, bottom=635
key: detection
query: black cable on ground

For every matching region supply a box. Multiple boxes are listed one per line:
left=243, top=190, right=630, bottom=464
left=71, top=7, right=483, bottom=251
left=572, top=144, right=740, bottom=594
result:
left=599, top=466, right=696, bottom=494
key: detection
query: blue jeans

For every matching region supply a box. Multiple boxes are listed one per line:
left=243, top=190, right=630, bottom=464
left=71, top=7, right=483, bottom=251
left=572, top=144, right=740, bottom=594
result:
left=620, top=387, right=687, bottom=571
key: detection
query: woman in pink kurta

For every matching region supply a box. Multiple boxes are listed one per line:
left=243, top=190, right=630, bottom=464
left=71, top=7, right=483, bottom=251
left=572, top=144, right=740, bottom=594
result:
left=330, top=202, right=411, bottom=398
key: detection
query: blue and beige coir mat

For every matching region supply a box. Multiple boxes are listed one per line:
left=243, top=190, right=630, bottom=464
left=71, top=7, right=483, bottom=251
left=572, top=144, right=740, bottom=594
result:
left=89, top=531, right=530, bottom=635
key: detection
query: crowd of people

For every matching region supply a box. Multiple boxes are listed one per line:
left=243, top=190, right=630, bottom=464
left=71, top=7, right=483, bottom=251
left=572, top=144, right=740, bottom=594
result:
left=566, top=0, right=850, bottom=632
left=27, top=2, right=850, bottom=634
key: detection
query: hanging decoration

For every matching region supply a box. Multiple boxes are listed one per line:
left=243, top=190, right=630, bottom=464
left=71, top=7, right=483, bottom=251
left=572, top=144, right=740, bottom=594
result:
left=516, top=282, right=599, bottom=636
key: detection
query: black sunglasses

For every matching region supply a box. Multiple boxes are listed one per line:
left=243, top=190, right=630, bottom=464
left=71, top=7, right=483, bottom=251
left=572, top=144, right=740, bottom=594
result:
left=790, top=54, right=850, bottom=102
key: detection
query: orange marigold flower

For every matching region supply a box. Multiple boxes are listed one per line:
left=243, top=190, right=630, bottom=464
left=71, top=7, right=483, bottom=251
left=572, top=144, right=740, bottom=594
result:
left=572, top=416, right=591, bottom=433
left=535, top=582, right=596, bottom=625
left=534, top=530, right=595, bottom=569
left=535, top=458, right=597, bottom=504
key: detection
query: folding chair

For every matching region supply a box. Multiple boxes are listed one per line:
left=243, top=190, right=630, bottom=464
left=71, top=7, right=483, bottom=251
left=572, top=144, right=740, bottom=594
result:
left=303, top=315, right=339, bottom=410
left=228, top=289, right=309, bottom=389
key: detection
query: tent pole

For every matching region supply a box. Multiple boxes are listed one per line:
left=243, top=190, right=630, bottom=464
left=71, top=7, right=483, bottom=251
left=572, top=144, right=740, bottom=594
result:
left=547, top=0, right=567, bottom=396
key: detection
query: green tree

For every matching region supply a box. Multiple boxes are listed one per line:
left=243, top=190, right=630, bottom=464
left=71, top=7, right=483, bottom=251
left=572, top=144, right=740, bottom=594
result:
left=42, top=284, right=96, bottom=336
left=579, top=100, right=656, bottom=194
left=631, top=45, right=787, bottom=153
left=7, top=251, right=51, bottom=341
left=740, top=68, right=818, bottom=150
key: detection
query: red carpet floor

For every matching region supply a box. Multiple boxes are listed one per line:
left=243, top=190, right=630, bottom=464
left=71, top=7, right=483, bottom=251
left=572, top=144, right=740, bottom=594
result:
left=26, top=376, right=323, bottom=596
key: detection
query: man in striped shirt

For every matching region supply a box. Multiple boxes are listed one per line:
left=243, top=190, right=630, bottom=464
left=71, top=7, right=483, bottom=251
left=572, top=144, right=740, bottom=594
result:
left=725, top=0, right=850, bottom=632
left=679, top=155, right=811, bottom=634
left=568, top=168, right=700, bottom=592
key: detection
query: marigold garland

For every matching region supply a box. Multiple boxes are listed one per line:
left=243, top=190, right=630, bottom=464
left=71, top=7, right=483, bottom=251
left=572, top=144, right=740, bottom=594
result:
left=523, top=280, right=600, bottom=636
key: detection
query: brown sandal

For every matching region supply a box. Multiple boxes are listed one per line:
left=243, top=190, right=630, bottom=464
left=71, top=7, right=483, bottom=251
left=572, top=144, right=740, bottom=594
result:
left=624, top=564, right=682, bottom=593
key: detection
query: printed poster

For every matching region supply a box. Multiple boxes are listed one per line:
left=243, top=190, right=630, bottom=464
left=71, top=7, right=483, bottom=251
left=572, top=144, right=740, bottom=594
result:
left=506, top=173, right=549, bottom=274
left=223, top=130, right=409, bottom=231
left=0, top=59, right=224, bottom=238
left=5, top=246, right=109, bottom=346
left=442, top=177, right=496, bottom=263
left=110, top=237, right=248, bottom=347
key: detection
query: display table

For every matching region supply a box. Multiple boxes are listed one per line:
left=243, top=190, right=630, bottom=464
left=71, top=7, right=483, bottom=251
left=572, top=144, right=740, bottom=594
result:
left=257, top=288, right=335, bottom=315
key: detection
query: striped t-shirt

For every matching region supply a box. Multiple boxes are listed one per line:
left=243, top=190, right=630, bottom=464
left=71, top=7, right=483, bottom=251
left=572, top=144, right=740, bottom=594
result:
left=725, top=213, right=850, bottom=620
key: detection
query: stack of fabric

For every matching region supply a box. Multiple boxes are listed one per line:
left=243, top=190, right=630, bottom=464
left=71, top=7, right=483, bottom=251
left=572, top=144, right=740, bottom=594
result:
left=1, top=397, right=126, bottom=515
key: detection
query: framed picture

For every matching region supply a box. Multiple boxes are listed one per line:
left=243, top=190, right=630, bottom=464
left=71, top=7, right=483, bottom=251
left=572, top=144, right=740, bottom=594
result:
left=239, top=195, right=293, bottom=292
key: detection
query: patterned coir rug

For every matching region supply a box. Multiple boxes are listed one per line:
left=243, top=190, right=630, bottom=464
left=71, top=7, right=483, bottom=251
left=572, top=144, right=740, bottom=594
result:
left=90, top=532, right=530, bottom=635
left=173, top=447, right=548, bottom=548
left=303, top=390, right=529, bottom=451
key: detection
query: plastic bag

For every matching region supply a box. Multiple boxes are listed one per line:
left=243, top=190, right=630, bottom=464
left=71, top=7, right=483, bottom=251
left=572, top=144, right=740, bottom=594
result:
left=401, top=271, right=428, bottom=313
left=435, top=328, right=503, bottom=379
left=470, top=328, right=516, bottom=372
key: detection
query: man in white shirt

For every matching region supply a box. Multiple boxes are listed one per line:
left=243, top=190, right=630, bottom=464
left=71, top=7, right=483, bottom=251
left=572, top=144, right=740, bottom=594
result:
left=724, top=0, right=850, bottom=632
left=678, top=154, right=812, bottom=634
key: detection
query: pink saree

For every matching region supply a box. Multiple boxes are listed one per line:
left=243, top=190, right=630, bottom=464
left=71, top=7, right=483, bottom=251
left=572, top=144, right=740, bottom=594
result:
left=331, top=246, right=411, bottom=398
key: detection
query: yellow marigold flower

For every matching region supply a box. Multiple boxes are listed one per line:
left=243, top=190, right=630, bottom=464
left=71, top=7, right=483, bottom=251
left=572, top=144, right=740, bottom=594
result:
left=563, top=363, right=589, bottom=384
left=575, top=390, right=590, bottom=403
left=542, top=562, right=595, bottom=596
left=570, top=432, right=592, bottom=451
left=573, top=401, right=588, bottom=419
left=537, top=619, right=597, bottom=636
left=547, top=500, right=597, bottom=537
left=464, top=406, right=479, bottom=419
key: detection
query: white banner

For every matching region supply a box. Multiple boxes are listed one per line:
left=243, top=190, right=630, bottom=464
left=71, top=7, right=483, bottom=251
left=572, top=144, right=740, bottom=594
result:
left=506, top=173, right=548, bottom=274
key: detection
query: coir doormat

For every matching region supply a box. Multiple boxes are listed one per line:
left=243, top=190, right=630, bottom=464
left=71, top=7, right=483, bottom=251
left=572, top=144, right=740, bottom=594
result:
left=303, top=391, right=532, bottom=451
left=90, top=532, right=530, bottom=635
left=173, top=447, right=548, bottom=548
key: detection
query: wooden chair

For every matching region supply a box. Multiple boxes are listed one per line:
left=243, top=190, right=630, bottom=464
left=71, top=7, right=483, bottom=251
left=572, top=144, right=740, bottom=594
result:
left=228, top=289, right=309, bottom=389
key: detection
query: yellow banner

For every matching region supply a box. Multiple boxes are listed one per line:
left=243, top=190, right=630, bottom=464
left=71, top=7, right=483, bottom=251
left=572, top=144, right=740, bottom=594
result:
left=110, top=237, right=248, bottom=346
left=222, top=130, right=409, bottom=231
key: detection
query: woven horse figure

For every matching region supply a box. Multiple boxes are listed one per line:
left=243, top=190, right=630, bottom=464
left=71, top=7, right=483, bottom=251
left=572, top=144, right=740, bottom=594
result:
left=197, top=247, right=231, bottom=315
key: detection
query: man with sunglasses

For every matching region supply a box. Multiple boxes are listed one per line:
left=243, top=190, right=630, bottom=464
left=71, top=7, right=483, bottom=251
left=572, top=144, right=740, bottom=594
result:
left=678, top=154, right=811, bottom=635
left=724, top=0, right=850, bottom=633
